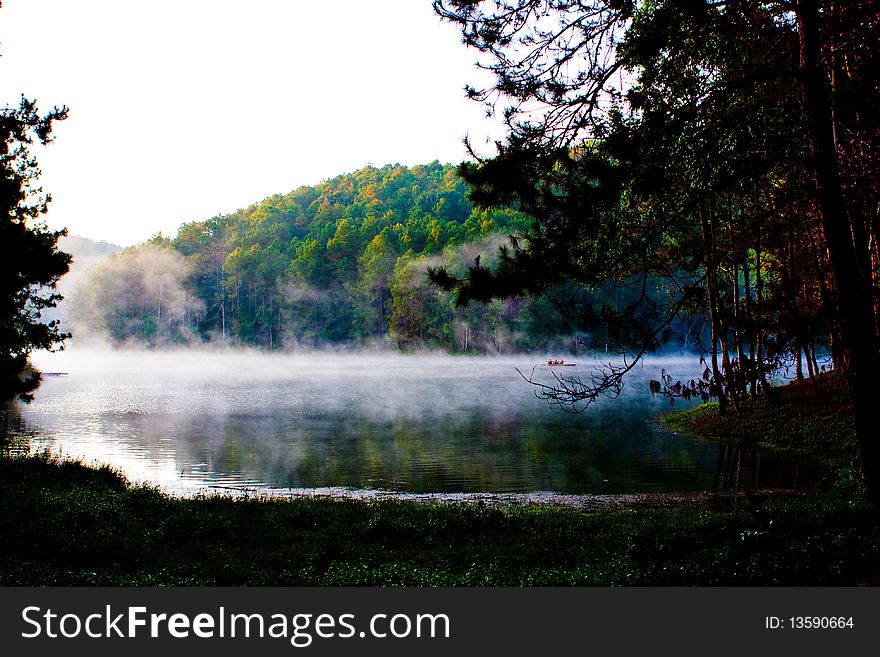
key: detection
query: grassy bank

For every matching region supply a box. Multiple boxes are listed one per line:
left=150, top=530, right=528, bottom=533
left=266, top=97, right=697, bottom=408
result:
left=2, top=452, right=879, bottom=586
left=662, top=372, right=858, bottom=473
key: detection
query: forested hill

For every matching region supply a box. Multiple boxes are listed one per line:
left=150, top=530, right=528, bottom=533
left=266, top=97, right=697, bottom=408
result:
left=69, top=162, right=578, bottom=351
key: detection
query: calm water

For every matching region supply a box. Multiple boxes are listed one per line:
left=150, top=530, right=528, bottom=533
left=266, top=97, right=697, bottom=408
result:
left=2, top=350, right=808, bottom=496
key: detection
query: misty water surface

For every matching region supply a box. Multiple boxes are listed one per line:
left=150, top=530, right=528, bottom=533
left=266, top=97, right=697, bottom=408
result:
left=4, top=350, right=808, bottom=496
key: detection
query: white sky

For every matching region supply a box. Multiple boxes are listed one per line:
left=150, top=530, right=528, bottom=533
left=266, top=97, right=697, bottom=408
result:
left=0, top=0, right=501, bottom=246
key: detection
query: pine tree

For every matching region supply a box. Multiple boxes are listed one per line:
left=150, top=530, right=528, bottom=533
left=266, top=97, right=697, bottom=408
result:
left=1, top=96, right=71, bottom=401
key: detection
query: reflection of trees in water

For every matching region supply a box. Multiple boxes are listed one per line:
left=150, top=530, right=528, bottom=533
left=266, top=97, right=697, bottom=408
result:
left=711, top=444, right=815, bottom=497
left=0, top=404, right=40, bottom=455
left=9, top=391, right=821, bottom=495
left=155, top=408, right=725, bottom=493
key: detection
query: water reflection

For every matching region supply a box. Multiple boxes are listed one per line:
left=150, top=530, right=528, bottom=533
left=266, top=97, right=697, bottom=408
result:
left=2, top=350, right=818, bottom=496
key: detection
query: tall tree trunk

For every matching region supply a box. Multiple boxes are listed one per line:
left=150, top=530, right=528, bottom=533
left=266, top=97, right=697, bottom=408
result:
left=798, top=0, right=880, bottom=504
left=795, top=341, right=805, bottom=381
left=754, top=227, right=772, bottom=394
left=700, top=202, right=728, bottom=412
left=742, top=222, right=757, bottom=395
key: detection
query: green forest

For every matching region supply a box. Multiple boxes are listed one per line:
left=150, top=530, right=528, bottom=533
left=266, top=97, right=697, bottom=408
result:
left=68, top=162, right=597, bottom=352
left=3, top=0, right=880, bottom=594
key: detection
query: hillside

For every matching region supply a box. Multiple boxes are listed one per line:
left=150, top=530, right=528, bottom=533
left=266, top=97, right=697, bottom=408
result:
left=66, top=162, right=581, bottom=351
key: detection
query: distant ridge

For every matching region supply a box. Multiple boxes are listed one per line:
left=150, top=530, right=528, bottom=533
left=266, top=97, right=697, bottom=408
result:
left=60, top=234, right=123, bottom=261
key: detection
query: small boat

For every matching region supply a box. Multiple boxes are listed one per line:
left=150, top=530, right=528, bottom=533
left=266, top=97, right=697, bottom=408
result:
left=545, top=359, right=575, bottom=367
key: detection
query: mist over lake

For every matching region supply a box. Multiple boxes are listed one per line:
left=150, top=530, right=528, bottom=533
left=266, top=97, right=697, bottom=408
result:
left=8, top=349, right=804, bottom=497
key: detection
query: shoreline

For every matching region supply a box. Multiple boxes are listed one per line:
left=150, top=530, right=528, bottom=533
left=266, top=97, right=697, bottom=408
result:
left=181, top=481, right=799, bottom=510
left=3, top=374, right=877, bottom=585
left=3, top=443, right=878, bottom=585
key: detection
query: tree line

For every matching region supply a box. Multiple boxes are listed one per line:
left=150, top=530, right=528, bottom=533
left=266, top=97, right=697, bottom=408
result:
left=69, top=162, right=608, bottom=352
left=3, top=0, right=878, bottom=505
left=431, top=0, right=879, bottom=499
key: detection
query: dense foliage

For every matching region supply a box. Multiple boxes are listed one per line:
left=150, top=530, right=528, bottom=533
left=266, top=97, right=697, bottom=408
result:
left=432, top=1, right=880, bottom=499
left=0, top=94, right=70, bottom=402
left=70, top=162, right=591, bottom=352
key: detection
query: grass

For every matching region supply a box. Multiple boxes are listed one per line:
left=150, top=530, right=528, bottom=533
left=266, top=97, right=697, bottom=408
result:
left=1, top=373, right=878, bottom=586
left=662, top=371, right=857, bottom=471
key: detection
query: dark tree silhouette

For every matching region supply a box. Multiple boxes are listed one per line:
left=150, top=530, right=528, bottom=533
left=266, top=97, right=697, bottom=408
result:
left=434, top=0, right=880, bottom=502
left=1, top=95, right=71, bottom=401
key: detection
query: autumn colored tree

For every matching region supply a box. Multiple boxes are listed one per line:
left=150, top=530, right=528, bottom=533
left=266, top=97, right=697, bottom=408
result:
left=73, top=162, right=540, bottom=351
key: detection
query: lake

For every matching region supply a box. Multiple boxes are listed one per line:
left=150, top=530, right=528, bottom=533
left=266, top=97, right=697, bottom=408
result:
left=2, top=349, right=808, bottom=498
